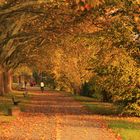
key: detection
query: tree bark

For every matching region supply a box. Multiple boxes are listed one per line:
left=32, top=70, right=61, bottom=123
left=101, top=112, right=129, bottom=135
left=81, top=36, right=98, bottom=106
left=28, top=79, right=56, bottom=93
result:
left=0, top=67, right=4, bottom=96
left=3, top=69, right=13, bottom=94
left=73, top=85, right=82, bottom=95
left=0, top=1, right=47, bottom=16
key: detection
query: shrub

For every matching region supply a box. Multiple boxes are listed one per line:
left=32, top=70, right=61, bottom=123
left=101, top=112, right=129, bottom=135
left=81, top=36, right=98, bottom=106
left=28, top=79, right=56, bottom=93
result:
left=80, top=82, right=95, bottom=97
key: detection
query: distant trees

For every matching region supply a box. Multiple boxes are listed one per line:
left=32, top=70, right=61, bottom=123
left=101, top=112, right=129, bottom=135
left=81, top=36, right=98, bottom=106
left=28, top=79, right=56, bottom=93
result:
left=46, top=36, right=95, bottom=94
left=13, top=65, right=32, bottom=84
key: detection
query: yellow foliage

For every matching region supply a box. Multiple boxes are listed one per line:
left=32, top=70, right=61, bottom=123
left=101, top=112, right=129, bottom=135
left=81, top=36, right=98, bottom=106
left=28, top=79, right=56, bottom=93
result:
left=14, top=66, right=32, bottom=76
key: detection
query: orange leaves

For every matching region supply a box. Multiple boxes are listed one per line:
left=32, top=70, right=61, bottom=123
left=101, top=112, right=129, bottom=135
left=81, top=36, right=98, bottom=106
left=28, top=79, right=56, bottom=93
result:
left=80, top=6, right=86, bottom=11
left=77, top=0, right=104, bottom=11
left=85, top=4, right=91, bottom=10
left=80, top=4, right=91, bottom=11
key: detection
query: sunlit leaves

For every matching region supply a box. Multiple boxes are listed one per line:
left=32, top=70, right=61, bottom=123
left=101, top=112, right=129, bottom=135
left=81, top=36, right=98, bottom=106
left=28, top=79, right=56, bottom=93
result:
left=14, top=65, right=32, bottom=76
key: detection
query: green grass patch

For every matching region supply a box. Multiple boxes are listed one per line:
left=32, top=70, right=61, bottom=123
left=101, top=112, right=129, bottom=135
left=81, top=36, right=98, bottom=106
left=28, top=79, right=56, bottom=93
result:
left=0, top=91, right=32, bottom=114
left=0, top=95, right=13, bottom=115
left=107, top=119, right=140, bottom=140
left=73, top=95, right=140, bottom=140
left=85, top=102, right=120, bottom=115
left=12, top=91, right=32, bottom=112
left=73, top=95, right=98, bottom=102
left=73, top=95, right=120, bottom=115
left=0, top=103, right=13, bottom=115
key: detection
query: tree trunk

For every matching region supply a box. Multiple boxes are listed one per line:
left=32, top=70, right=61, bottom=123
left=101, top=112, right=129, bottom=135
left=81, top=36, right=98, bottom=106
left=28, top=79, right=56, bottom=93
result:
left=0, top=68, right=4, bottom=96
left=73, top=85, right=82, bottom=95
left=3, top=69, right=13, bottom=94
left=18, top=75, right=21, bottom=84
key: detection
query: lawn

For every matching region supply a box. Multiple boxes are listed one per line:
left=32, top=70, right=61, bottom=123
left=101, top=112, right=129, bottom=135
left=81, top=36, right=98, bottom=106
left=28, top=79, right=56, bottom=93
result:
left=0, top=91, right=31, bottom=115
left=0, top=95, right=13, bottom=115
left=107, top=118, right=140, bottom=140
left=73, top=95, right=140, bottom=140
left=73, top=95, right=121, bottom=115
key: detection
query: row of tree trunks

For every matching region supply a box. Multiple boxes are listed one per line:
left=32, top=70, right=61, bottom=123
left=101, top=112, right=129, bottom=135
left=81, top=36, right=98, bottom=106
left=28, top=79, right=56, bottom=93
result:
left=0, top=65, right=12, bottom=95
left=0, top=13, right=26, bottom=96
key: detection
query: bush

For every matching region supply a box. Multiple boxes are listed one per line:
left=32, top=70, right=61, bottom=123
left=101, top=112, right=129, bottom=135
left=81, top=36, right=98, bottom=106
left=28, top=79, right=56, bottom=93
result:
left=80, top=82, right=95, bottom=97
left=0, top=103, right=12, bottom=115
left=120, top=88, right=140, bottom=116
left=94, top=48, right=140, bottom=116
left=100, top=90, right=113, bottom=102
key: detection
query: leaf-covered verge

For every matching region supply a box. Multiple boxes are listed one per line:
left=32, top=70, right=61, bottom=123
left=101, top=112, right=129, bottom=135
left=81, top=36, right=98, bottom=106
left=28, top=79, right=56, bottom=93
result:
left=0, top=0, right=139, bottom=116
left=0, top=91, right=31, bottom=115
left=73, top=94, right=140, bottom=140
left=107, top=119, right=140, bottom=140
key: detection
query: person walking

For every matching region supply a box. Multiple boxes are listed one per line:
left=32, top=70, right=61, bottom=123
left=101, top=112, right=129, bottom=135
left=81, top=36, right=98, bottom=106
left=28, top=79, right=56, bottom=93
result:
left=40, top=81, right=45, bottom=93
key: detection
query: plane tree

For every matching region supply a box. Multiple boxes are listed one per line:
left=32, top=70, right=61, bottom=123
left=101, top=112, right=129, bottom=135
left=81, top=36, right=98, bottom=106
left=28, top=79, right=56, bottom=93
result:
left=0, top=0, right=81, bottom=94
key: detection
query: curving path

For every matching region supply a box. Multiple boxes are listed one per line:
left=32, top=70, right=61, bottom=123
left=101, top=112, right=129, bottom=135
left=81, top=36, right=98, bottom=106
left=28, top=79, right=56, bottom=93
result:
left=0, top=91, right=119, bottom=140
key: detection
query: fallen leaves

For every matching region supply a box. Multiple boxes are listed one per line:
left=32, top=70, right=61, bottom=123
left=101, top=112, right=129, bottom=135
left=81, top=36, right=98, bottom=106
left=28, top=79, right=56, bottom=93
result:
left=0, top=91, right=120, bottom=140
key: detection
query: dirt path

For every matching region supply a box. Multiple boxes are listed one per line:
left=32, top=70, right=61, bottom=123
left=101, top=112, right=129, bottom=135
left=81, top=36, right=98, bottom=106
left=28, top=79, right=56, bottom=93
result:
left=0, top=91, right=118, bottom=140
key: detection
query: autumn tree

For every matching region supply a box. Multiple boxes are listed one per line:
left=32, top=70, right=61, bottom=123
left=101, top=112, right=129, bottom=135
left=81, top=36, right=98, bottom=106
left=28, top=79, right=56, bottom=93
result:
left=0, top=0, right=78, bottom=94
left=43, top=35, right=98, bottom=94
left=79, top=0, right=140, bottom=116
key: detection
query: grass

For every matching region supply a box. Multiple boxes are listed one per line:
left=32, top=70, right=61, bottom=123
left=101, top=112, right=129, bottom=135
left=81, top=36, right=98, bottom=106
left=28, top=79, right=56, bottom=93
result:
left=73, top=95, right=121, bottom=115
left=0, top=95, right=13, bottom=115
left=85, top=103, right=120, bottom=115
left=11, top=91, right=32, bottom=112
left=107, top=119, right=140, bottom=140
left=0, top=103, right=12, bottom=115
left=0, top=91, right=31, bottom=115
left=73, top=95, right=140, bottom=140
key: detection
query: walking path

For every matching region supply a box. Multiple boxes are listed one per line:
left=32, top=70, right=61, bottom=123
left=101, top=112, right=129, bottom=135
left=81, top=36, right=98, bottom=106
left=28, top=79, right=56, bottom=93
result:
left=0, top=91, right=118, bottom=140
